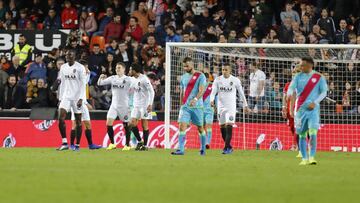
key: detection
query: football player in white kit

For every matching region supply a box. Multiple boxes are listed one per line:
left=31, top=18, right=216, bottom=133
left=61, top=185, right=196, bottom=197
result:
left=69, top=61, right=102, bottom=150
left=210, top=64, right=249, bottom=154
left=128, top=63, right=155, bottom=150
left=57, top=50, right=87, bottom=151
left=98, top=62, right=135, bottom=150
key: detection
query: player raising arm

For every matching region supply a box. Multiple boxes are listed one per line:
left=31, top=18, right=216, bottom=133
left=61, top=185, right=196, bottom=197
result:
left=172, top=57, right=207, bottom=156
left=288, top=57, right=328, bottom=165
left=210, top=64, right=249, bottom=154
left=98, top=62, right=134, bottom=150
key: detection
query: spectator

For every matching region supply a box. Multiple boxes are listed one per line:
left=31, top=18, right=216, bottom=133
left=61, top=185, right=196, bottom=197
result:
left=141, top=34, right=164, bottom=73
left=11, top=34, right=32, bottom=67
left=0, top=62, right=8, bottom=89
left=311, top=24, right=326, bottom=42
left=6, top=56, right=25, bottom=78
left=228, top=30, right=238, bottom=43
left=132, top=1, right=155, bottom=33
left=342, top=81, right=357, bottom=113
left=218, top=34, right=227, bottom=43
left=280, top=2, right=300, bottom=24
left=182, top=32, right=190, bottom=42
left=202, top=25, right=217, bottom=42
left=61, top=0, right=78, bottom=29
left=17, top=9, right=30, bottom=29
left=79, top=8, right=97, bottom=36
left=196, top=8, right=214, bottom=33
left=47, top=57, right=63, bottom=88
left=248, top=61, right=266, bottom=113
left=300, top=14, right=313, bottom=36
left=325, top=81, right=341, bottom=112
left=316, top=8, right=336, bottom=42
left=335, top=19, right=350, bottom=44
left=278, top=17, right=294, bottom=43
left=0, top=56, right=10, bottom=73
left=165, top=25, right=181, bottom=42
left=0, top=75, right=25, bottom=110
left=2, top=11, right=13, bottom=30
left=101, top=53, right=116, bottom=76
left=249, top=18, right=264, bottom=41
left=103, top=13, right=124, bottom=43
left=110, top=0, right=128, bottom=25
left=117, top=41, right=133, bottom=72
left=94, top=7, right=113, bottom=36
left=141, top=24, right=156, bottom=44
left=263, top=29, right=278, bottom=43
left=89, top=44, right=106, bottom=75
left=189, top=31, right=200, bottom=42
left=43, top=8, right=61, bottom=29
left=267, top=81, right=282, bottom=112
left=213, top=8, right=226, bottom=29
left=106, top=39, right=119, bottom=55
left=26, top=54, right=47, bottom=81
left=0, top=0, right=6, bottom=20
left=182, top=17, right=200, bottom=37
left=124, top=16, right=143, bottom=43
left=43, top=48, right=59, bottom=66
left=28, top=78, right=49, bottom=107
left=239, top=26, right=252, bottom=43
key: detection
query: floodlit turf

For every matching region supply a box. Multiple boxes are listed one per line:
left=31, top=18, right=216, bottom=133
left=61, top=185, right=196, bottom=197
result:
left=0, top=149, right=359, bottom=203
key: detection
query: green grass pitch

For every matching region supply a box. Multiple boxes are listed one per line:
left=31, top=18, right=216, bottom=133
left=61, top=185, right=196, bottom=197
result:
left=0, top=148, right=359, bottom=203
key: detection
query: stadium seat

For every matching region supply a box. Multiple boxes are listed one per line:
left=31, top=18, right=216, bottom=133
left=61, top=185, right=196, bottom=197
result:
left=90, top=36, right=105, bottom=50
left=97, top=12, right=106, bottom=20
left=37, top=23, right=44, bottom=30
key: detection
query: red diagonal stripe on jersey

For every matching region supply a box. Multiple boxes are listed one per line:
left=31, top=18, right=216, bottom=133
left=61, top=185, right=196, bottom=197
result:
left=203, top=83, right=212, bottom=101
left=182, top=72, right=201, bottom=105
left=296, top=73, right=321, bottom=111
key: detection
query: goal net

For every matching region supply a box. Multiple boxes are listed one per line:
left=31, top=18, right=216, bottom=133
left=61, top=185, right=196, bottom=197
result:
left=164, top=43, right=360, bottom=152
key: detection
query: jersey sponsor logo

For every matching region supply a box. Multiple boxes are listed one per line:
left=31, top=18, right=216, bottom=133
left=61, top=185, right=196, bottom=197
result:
left=65, top=74, right=77, bottom=79
left=219, top=86, right=233, bottom=92
left=112, top=84, right=125, bottom=89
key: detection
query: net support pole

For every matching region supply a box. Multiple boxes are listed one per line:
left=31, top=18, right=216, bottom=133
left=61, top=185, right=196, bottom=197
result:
left=164, top=43, right=171, bottom=149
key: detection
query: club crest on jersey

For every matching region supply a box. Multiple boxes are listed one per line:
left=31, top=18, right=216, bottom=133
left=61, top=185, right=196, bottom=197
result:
left=123, top=80, right=126, bottom=84
left=124, top=115, right=128, bottom=120
left=192, top=76, right=197, bottom=79
left=138, top=82, right=141, bottom=86
left=229, top=116, right=234, bottom=121
left=73, top=69, right=76, bottom=73
left=230, top=82, right=233, bottom=86
left=311, top=78, right=317, bottom=83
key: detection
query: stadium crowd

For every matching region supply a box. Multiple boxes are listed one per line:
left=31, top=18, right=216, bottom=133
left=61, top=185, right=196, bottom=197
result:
left=0, top=0, right=359, bottom=114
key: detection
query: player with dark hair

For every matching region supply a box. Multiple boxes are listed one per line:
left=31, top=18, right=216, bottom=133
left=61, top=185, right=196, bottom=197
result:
left=288, top=57, right=328, bottom=165
left=64, top=60, right=101, bottom=150
left=282, top=64, right=301, bottom=157
left=210, top=64, right=249, bottom=154
left=57, top=50, right=87, bottom=151
left=172, top=57, right=207, bottom=155
left=202, top=72, right=214, bottom=149
left=128, top=63, right=155, bottom=150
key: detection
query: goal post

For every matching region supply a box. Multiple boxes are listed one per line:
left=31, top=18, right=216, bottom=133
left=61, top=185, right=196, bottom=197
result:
left=164, top=42, right=360, bottom=152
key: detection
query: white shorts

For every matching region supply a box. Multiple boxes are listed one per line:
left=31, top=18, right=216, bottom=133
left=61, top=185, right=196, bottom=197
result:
left=131, top=106, right=152, bottom=120
left=107, top=106, right=130, bottom=122
left=217, top=108, right=236, bottom=125
left=59, top=99, right=83, bottom=114
left=71, top=104, right=90, bottom=121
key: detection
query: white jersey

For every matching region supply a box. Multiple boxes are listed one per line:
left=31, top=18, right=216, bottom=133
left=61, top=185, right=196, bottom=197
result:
left=249, top=69, right=266, bottom=97
left=132, top=74, right=155, bottom=108
left=58, top=61, right=87, bottom=101
left=97, top=75, right=133, bottom=109
left=210, top=75, right=248, bottom=111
